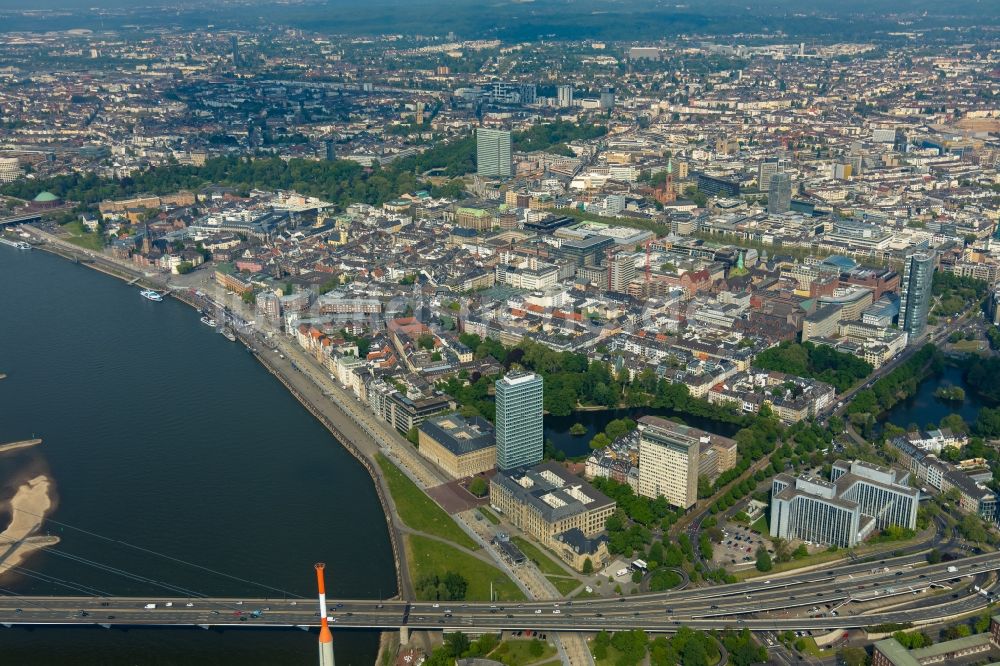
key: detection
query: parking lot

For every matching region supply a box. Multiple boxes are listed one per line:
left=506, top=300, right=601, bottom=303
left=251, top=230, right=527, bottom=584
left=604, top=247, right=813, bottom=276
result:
left=712, top=522, right=772, bottom=568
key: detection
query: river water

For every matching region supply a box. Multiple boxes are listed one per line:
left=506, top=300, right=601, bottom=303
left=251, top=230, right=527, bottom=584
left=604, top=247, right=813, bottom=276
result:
left=0, top=246, right=396, bottom=664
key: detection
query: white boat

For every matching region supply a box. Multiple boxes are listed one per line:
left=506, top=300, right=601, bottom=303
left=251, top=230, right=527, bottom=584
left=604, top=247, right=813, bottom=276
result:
left=0, top=238, right=30, bottom=250
left=200, top=316, right=217, bottom=327
left=221, top=328, right=237, bottom=342
left=140, top=290, right=164, bottom=302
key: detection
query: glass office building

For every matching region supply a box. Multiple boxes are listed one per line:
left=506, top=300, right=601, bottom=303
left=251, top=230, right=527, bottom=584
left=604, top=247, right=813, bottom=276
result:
left=899, top=249, right=935, bottom=342
left=495, top=371, right=543, bottom=470
left=476, top=128, right=512, bottom=178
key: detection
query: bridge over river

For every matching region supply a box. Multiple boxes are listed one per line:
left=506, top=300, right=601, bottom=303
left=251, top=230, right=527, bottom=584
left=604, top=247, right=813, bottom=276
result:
left=2, top=553, right=997, bottom=634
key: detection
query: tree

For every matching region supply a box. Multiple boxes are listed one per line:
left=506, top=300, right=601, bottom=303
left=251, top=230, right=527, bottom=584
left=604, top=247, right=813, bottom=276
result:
left=444, top=631, right=470, bottom=657
left=697, top=475, right=712, bottom=499
left=958, top=514, right=990, bottom=543
left=837, top=647, right=868, bottom=666
left=682, top=636, right=709, bottom=666
left=407, top=426, right=419, bottom=446
left=415, top=572, right=468, bottom=601
left=417, top=333, right=434, bottom=350
left=590, top=432, right=611, bottom=450
left=582, top=557, right=594, bottom=574
left=593, top=630, right=611, bottom=660
left=755, top=546, right=773, bottom=572
left=723, top=629, right=768, bottom=666
left=468, top=477, right=488, bottom=497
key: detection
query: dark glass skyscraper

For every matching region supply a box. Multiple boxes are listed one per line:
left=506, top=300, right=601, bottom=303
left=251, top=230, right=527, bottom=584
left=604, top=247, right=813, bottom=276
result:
left=899, top=249, right=935, bottom=343
left=768, top=172, right=792, bottom=214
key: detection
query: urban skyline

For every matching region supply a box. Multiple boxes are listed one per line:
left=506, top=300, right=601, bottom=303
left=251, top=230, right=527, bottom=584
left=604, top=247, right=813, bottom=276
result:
left=1, top=2, right=1000, bottom=665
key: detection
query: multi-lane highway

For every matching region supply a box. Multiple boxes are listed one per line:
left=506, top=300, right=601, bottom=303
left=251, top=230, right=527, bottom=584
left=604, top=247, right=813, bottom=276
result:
left=1, top=553, right=996, bottom=633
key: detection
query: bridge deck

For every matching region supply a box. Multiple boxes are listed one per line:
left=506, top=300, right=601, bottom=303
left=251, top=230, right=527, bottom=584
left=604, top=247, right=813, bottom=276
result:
left=0, top=553, right=995, bottom=632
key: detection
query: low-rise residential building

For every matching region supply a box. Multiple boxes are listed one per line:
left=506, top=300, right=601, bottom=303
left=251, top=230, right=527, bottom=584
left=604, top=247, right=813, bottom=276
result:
left=872, top=616, right=1000, bottom=666
left=888, top=438, right=998, bottom=523
left=214, top=267, right=253, bottom=295
left=707, top=370, right=835, bottom=423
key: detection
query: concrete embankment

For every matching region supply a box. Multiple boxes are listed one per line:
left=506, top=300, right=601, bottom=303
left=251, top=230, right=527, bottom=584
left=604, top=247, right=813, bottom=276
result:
left=0, top=439, right=42, bottom=455
left=28, top=228, right=407, bottom=597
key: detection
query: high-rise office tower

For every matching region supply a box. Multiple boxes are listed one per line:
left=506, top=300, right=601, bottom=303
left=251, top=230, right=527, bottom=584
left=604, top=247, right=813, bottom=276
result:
left=556, top=85, right=574, bottom=108
left=495, top=371, right=543, bottom=470
left=758, top=157, right=780, bottom=192
left=899, top=249, right=935, bottom=343
left=231, top=36, right=240, bottom=68
left=519, top=84, right=537, bottom=105
left=636, top=416, right=700, bottom=509
left=477, top=128, right=512, bottom=178
left=599, top=87, right=615, bottom=110
left=608, top=252, right=636, bottom=292
left=767, top=172, right=792, bottom=214
left=325, top=139, right=336, bottom=162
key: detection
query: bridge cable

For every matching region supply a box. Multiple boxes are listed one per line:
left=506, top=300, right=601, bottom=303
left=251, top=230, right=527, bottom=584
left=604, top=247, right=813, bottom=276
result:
left=11, top=507, right=305, bottom=598
left=4, top=565, right=116, bottom=598
left=0, top=536, right=209, bottom=599
left=40, top=548, right=211, bottom=600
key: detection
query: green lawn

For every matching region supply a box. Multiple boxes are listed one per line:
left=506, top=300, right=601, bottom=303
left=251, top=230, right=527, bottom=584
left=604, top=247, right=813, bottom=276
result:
left=62, top=221, right=105, bottom=251
left=796, top=636, right=833, bottom=659
left=951, top=339, right=986, bottom=354
left=405, top=535, right=524, bottom=601
left=735, top=548, right=846, bottom=581
left=512, top=537, right=569, bottom=577
left=376, top=454, right=477, bottom=549
left=592, top=643, right=627, bottom=666
left=750, top=516, right=768, bottom=535
left=546, top=576, right=581, bottom=596
left=488, top=638, right=557, bottom=666
left=479, top=507, right=501, bottom=525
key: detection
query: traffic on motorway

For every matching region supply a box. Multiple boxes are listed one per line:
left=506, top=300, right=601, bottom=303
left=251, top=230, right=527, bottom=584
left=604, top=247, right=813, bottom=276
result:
left=0, top=552, right=996, bottom=633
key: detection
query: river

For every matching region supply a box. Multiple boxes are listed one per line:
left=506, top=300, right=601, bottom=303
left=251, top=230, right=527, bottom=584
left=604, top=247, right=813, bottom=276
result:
left=0, top=246, right=396, bottom=664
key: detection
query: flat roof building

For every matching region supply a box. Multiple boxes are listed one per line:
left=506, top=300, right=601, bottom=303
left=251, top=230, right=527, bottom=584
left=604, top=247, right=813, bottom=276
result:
left=418, top=412, right=496, bottom=480
left=636, top=416, right=737, bottom=509
left=477, top=128, right=512, bottom=178
left=872, top=616, right=1000, bottom=666
left=770, top=460, right=919, bottom=548
left=495, top=371, right=544, bottom=470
